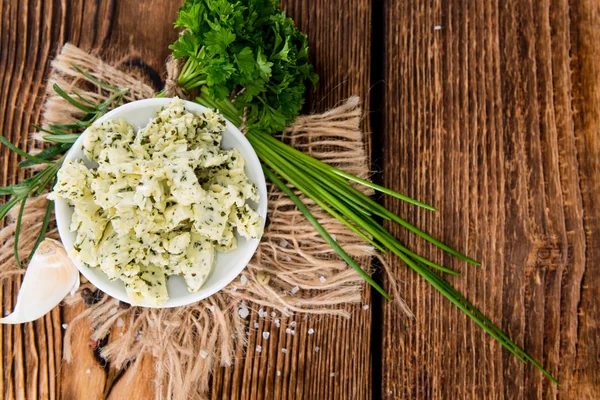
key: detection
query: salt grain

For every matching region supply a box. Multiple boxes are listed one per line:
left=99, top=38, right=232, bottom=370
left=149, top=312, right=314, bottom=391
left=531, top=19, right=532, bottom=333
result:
left=277, top=370, right=281, bottom=376
left=114, top=299, right=120, bottom=306
left=279, top=239, right=289, bottom=248
left=290, top=321, right=297, bottom=328
left=240, top=275, right=247, bottom=285
left=256, top=345, right=262, bottom=353
left=271, top=311, right=276, bottom=318
left=262, top=332, right=270, bottom=340
left=85, top=369, right=91, bottom=375
left=281, top=348, right=287, bottom=354
left=231, top=286, right=238, bottom=292
left=116, top=318, right=124, bottom=327
left=290, top=286, right=299, bottom=294
left=308, top=328, right=314, bottom=335
left=258, top=308, right=266, bottom=318
left=434, top=25, right=442, bottom=30
left=200, top=349, right=209, bottom=359
left=330, top=373, right=336, bottom=377
left=254, top=321, right=259, bottom=329
left=285, top=328, right=292, bottom=334
left=208, top=305, right=215, bottom=312
left=274, top=319, right=280, bottom=328
left=283, top=255, right=292, bottom=262
left=314, top=347, right=320, bottom=352
left=109, top=307, right=117, bottom=315
left=61, top=324, right=68, bottom=330
left=331, top=234, right=337, bottom=242
left=291, top=330, right=295, bottom=335
left=362, top=305, right=370, bottom=310
left=238, top=306, right=250, bottom=319
left=319, top=276, right=326, bottom=283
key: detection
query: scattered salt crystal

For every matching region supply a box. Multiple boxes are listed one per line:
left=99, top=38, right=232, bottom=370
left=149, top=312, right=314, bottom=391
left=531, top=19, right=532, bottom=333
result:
left=388, top=391, right=394, bottom=396
left=258, top=308, right=266, bottom=318
left=208, top=305, right=215, bottom=312
left=362, top=305, right=370, bottom=310
left=291, top=330, right=295, bottom=335
left=4, top=311, right=9, bottom=316
left=290, top=321, right=297, bottom=328
left=200, top=349, right=209, bottom=359
left=281, top=348, right=287, bottom=354
left=114, top=299, right=120, bottom=306
left=119, top=332, right=123, bottom=337
left=434, top=25, right=442, bottom=30
left=283, top=255, right=292, bottom=262
left=290, top=286, right=299, bottom=294
left=271, top=311, right=276, bottom=318
left=61, top=324, right=68, bottom=330
left=314, top=347, right=320, bottom=352
left=331, top=234, right=337, bottom=242
left=308, top=328, right=314, bottom=335
left=246, top=330, right=250, bottom=336
left=85, top=369, right=91, bottom=374
left=240, top=275, right=247, bottom=285
left=277, top=370, right=281, bottom=376
left=231, top=286, right=238, bottom=292
left=319, top=276, right=326, bottom=283
left=279, top=239, right=289, bottom=248
left=274, top=319, right=280, bottom=328
left=262, top=332, right=270, bottom=340
left=256, top=345, right=262, bottom=353
left=238, top=306, right=250, bottom=319
left=254, top=321, right=259, bottom=329
left=330, top=373, right=336, bottom=377
left=116, top=318, right=124, bottom=327
left=109, top=307, right=117, bottom=315
left=285, top=328, right=292, bottom=334
left=283, top=307, right=289, bottom=314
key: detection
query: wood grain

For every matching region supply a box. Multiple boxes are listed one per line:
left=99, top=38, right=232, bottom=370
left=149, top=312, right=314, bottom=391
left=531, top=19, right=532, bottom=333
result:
left=380, top=0, right=599, bottom=398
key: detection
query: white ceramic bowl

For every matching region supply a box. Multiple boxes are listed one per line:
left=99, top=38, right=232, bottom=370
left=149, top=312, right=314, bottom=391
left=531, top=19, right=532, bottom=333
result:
left=54, top=98, right=267, bottom=308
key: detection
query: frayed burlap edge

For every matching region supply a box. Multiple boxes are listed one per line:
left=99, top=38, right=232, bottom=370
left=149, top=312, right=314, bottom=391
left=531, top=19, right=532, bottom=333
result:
left=0, top=43, right=410, bottom=400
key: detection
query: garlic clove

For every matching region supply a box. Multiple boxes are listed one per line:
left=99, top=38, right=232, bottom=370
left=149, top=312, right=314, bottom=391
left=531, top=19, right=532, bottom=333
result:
left=1, top=238, right=80, bottom=324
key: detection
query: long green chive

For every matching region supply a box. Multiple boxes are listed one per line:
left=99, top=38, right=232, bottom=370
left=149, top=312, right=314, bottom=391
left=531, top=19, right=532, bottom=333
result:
left=245, top=129, right=556, bottom=382
left=263, top=166, right=391, bottom=300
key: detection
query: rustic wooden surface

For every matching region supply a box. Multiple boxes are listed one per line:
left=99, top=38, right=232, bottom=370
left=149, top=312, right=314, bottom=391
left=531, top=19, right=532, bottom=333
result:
left=0, top=0, right=598, bottom=399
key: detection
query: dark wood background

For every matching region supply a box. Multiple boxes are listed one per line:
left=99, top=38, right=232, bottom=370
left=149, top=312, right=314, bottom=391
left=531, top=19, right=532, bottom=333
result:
left=1, top=0, right=599, bottom=398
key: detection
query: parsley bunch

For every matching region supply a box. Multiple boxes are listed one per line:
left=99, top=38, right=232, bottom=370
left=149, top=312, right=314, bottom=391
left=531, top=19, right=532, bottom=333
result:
left=164, top=0, right=318, bottom=134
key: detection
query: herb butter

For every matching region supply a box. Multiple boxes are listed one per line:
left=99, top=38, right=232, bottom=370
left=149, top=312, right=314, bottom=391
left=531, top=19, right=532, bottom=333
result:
left=50, top=99, right=263, bottom=305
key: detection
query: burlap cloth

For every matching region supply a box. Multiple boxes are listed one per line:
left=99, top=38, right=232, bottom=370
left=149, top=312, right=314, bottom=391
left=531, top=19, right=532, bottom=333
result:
left=0, top=44, right=409, bottom=399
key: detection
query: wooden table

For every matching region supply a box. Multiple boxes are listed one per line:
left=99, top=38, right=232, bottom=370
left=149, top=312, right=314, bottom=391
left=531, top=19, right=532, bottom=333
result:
left=1, top=0, right=599, bottom=398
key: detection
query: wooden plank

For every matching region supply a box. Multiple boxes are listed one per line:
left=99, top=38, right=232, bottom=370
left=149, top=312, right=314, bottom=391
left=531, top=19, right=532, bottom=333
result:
left=211, top=1, right=374, bottom=398
left=0, top=1, right=65, bottom=399
left=1, top=0, right=374, bottom=398
left=380, top=0, right=599, bottom=398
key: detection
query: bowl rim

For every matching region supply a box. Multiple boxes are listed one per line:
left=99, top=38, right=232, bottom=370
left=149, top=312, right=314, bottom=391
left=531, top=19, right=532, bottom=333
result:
left=54, top=98, right=267, bottom=308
